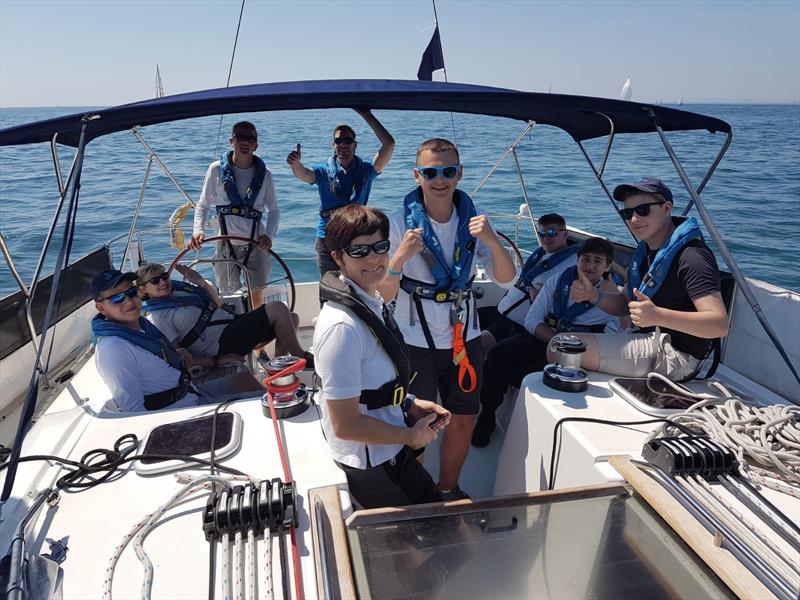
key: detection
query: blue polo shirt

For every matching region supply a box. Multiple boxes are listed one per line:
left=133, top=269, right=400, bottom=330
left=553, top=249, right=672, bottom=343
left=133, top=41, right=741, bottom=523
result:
left=312, top=156, right=379, bottom=238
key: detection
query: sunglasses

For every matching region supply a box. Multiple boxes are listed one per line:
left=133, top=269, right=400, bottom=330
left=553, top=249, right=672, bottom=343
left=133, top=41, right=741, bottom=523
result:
left=234, top=134, right=257, bottom=143
left=334, top=137, right=355, bottom=145
left=538, top=228, right=565, bottom=239
left=342, top=239, right=391, bottom=258
left=619, top=201, right=665, bottom=220
left=142, top=272, right=169, bottom=286
left=414, top=164, right=461, bottom=180
left=102, top=286, right=139, bottom=304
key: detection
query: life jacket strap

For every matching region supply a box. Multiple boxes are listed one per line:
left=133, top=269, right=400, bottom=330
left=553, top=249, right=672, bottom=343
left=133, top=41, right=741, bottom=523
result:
left=544, top=313, right=607, bottom=334
left=143, top=370, right=195, bottom=411
left=216, top=205, right=261, bottom=268
left=359, top=379, right=406, bottom=411
left=399, top=276, right=477, bottom=304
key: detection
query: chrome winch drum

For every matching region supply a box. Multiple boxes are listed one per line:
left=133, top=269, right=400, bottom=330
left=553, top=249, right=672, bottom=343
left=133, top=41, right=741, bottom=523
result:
left=261, top=355, right=310, bottom=419
left=543, top=335, right=589, bottom=393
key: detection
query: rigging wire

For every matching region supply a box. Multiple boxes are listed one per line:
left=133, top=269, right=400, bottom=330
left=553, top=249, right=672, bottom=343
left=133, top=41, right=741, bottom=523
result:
left=213, top=0, right=247, bottom=158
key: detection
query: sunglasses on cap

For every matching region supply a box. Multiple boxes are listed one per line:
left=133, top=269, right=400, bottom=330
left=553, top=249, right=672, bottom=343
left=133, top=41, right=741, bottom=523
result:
left=538, top=228, right=565, bottom=239
left=141, top=272, right=169, bottom=286
left=414, top=164, right=461, bottom=180
left=334, top=137, right=355, bottom=145
left=342, top=239, right=391, bottom=258
left=619, top=201, right=665, bottom=220
left=101, top=286, right=139, bottom=304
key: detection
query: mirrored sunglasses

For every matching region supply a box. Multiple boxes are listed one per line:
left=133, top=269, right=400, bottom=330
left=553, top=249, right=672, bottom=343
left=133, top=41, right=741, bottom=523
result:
left=342, top=239, right=391, bottom=258
left=142, top=272, right=169, bottom=286
left=103, top=286, right=139, bottom=304
left=334, top=137, right=355, bottom=145
left=619, top=201, right=665, bottom=220
left=414, top=164, right=461, bottom=180
left=538, top=228, right=565, bottom=239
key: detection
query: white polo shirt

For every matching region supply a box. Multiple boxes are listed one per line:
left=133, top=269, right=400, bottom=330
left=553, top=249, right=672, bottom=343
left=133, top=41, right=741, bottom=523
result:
left=388, top=205, right=517, bottom=349
left=313, top=276, right=406, bottom=469
left=496, top=251, right=577, bottom=326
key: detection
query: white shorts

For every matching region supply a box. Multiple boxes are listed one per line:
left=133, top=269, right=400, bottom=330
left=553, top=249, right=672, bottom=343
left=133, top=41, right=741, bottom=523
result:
left=595, top=330, right=700, bottom=380
left=213, top=242, right=272, bottom=292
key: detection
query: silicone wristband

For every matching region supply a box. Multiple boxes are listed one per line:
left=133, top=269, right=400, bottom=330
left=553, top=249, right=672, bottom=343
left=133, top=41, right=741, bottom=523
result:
left=388, top=267, right=403, bottom=277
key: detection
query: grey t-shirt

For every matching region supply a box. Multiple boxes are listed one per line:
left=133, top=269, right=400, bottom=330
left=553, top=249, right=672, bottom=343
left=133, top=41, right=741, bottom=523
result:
left=144, top=291, right=234, bottom=355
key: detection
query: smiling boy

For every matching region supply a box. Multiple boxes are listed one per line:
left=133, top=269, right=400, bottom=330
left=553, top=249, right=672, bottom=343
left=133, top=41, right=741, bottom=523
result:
left=379, top=138, right=516, bottom=499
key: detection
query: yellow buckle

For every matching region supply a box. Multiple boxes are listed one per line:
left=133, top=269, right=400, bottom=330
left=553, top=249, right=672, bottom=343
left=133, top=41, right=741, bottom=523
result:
left=392, top=386, right=406, bottom=406
left=434, top=291, right=449, bottom=303
left=452, top=349, right=466, bottom=365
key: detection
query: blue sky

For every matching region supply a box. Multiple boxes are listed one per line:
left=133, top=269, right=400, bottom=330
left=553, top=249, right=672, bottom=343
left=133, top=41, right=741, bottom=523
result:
left=1, top=0, right=798, bottom=107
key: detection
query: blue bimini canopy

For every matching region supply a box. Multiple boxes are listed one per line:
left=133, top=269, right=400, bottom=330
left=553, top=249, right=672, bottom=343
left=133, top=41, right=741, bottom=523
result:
left=0, top=79, right=731, bottom=148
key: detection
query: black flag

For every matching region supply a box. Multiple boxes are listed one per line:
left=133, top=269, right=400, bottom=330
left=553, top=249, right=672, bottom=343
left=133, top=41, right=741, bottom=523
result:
left=417, top=26, right=445, bottom=81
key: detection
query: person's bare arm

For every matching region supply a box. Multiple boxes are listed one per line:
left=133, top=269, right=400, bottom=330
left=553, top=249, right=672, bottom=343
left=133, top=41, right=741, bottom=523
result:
left=629, top=289, right=729, bottom=338
left=377, top=228, right=424, bottom=301
left=286, top=143, right=315, bottom=184
left=471, top=215, right=516, bottom=285
left=534, top=323, right=556, bottom=343
left=355, top=109, right=395, bottom=173
left=327, top=397, right=438, bottom=449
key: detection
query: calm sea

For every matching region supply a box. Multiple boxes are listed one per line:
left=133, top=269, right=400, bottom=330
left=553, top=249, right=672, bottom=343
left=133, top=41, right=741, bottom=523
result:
left=1, top=104, right=798, bottom=297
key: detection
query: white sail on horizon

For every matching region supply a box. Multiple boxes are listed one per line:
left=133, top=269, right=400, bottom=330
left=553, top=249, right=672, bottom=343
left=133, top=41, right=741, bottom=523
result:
left=620, top=76, right=632, bottom=101
left=153, top=64, right=164, bottom=99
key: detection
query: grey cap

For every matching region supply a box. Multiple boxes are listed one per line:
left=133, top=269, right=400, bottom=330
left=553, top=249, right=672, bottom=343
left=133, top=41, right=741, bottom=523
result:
left=612, top=177, right=673, bottom=204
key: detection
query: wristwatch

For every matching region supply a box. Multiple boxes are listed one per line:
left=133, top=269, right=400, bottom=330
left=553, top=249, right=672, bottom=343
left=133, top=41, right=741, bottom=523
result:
left=402, top=393, right=416, bottom=413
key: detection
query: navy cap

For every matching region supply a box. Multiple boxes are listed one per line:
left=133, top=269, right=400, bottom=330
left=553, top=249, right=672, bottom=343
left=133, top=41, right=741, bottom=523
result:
left=612, top=177, right=673, bottom=204
left=91, top=269, right=137, bottom=301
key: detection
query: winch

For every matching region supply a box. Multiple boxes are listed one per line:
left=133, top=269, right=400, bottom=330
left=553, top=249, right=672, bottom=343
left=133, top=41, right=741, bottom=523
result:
left=261, top=355, right=310, bottom=419
left=542, top=334, right=589, bottom=393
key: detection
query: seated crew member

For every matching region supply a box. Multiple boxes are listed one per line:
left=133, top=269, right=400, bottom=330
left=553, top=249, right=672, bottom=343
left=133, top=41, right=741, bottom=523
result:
left=313, top=205, right=450, bottom=509
left=480, top=212, right=577, bottom=353
left=378, top=138, right=517, bottom=500
left=136, top=262, right=312, bottom=369
left=190, top=121, right=279, bottom=309
left=91, top=270, right=264, bottom=412
left=560, top=177, right=729, bottom=380
left=286, top=109, right=395, bottom=281
left=472, top=237, right=619, bottom=447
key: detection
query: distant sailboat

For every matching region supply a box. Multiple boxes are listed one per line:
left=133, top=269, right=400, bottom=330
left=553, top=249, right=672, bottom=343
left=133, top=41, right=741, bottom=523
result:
left=678, top=93, right=684, bottom=106
left=620, top=76, right=632, bottom=101
left=153, top=64, right=165, bottom=99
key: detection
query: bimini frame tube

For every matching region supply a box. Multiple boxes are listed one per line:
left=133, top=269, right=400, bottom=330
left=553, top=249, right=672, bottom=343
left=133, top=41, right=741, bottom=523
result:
left=472, top=120, right=536, bottom=198
left=681, top=131, right=732, bottom=217
left=652, top=116, right=800, bottom=392
left=1, top=117, right=92, bottom=502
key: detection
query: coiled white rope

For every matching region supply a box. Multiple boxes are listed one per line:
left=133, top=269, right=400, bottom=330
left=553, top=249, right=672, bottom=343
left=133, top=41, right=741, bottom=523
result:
left=647, top=373, right=800, bottom=496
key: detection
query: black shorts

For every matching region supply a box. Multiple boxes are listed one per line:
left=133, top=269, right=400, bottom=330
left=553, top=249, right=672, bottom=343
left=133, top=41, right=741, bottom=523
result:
left=408, top=336, right=484, bottom=415
left=216, top=307, right=276, bottom=355
left=337, top=446, right=443, bottom=509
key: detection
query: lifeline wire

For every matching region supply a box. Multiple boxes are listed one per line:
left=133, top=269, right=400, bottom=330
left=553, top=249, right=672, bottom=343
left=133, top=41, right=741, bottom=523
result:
left=213, top=0, right=247, bottom=157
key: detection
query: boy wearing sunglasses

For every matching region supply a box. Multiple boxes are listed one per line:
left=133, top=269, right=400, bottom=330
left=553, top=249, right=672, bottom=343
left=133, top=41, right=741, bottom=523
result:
left=191, top=121, right=280, bottom=310
left=285, top=109, right=395, bottom=281
left=91, top=270, right=264, bottom=412
left=136, top=262, right=311, bottom=370
left=379, top=138, right=517, bottom=500
left=480, top=213, right=577, bottom=353
left=563, top=177, right=728, bottom=380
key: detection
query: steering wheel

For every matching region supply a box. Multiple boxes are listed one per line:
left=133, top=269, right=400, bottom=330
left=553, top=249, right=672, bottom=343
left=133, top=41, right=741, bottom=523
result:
left=169, top=235, right=296, bottom=312
left=496, top=231, right=525, bottom=270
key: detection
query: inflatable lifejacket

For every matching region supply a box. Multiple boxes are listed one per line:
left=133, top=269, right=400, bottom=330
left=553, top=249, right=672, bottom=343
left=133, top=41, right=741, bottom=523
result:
left=544, top=266, right=608, bottom=334
left=92, top=315, right=194, bottom=410
left=216, top=151, right=267, bottom=266
left=142, top=281, right=228, bottom=349
left=319, top=273, right=410, bottom=410
left=501, top=244, right=578, bottom=317
left=319, top=155, right=372, bottom=219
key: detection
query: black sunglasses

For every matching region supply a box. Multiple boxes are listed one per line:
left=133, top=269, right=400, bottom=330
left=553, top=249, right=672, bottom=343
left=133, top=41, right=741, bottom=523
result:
left=342, top=239, right=390, bottom=258
left=141, top=272, right=170, bottom=286
left=619, top=201, right=665, bottom=220
left=234, top=134, right=257, bottom=142
left=334, top=137, right=355, bottom=145
left=102, top=286, right=139, bottom=304
left=537, top=228, right=565, bottom=239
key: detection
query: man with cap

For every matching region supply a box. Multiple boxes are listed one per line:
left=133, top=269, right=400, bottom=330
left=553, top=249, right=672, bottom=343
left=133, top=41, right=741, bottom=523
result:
left=91, top=269, right=263, bottom=412
left=190, top=121, right=280, bottom=310
left=559, top=177, right=728, bottom=380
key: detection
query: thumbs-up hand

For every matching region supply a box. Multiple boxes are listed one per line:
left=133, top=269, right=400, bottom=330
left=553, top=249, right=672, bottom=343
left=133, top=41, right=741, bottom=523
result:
left=628, top=287, right=660, bottom=328
left=570, top=269, right=598, bottom=304
left=286, top=143, right=302, bottom=166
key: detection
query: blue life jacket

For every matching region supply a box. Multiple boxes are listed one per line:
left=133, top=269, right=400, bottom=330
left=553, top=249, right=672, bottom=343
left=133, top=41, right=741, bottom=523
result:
left=626, top=217, right=704, bottom=299
left=91, top=314, right=182, bottom=369
left=516, top=244, right=578, bottom=291
left=218, top=151, right=267, bottom=210
left=323, top=155, right=370, bottom=212
left=141, top=281, right=221, bottom=349
left=402, top=187, right=477, bottom=293
left=545, top=266, right=607, bottom=333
